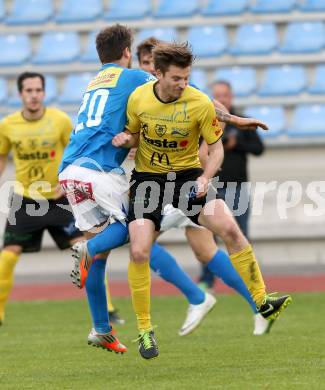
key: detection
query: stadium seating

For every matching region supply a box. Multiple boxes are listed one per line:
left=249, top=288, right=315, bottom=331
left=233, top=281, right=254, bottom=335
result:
left=154, top=0, right=199, bottom=18
left=80, top=32, right=99, bottom=63
left=0, top=78, right=8, bottom=103
left=0, top=0, right=4, bottom=20
left=136, top=27, right=178, bottom=45
left=56, top=0, right=102, bottom=23
left=214, top=67, right=256, bottom=97
left=244, top=106, right=285, bottom=138
left=258, top=65, right=306, bottom=96
left=300, top=0, right=325, bottom=12
left=0, top=0, right=324, bottom=147
left=105, top=0, right=151, bottom=20
left=281, top=22, right=325, bottom=54
left=0, top=34, right=31, bottom=66
left=58, top=73, right=93, bottom=105
left=190, top=69, right=208, bottom=92
left=288, top=105, right=325, bottom=137
left=188, top=26, right=227, bottom=57
left=231, top=23, right=277, bottom=55
left=8, top=87, right=20, bottom=107
left=251, top=0, right=296, bottom=14
left=6, top=0, right=53, bottom=25
left=44, top=75, right=58, bottom=104
left=202, top=0, right=248, bottom=16
left=309, top=65, right=325, bottom=94
left=33, top=32, right=80, bottom=64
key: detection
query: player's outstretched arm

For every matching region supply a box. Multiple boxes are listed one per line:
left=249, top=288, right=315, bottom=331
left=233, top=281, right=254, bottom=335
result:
left=227, top=115, right=268, bottom=131
left=213, top=100, right=269, bottom=131
left=112, top=131, right=139, bottom=148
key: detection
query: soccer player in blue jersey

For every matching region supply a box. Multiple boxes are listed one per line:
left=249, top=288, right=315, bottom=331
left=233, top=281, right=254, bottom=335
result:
left=59, top=25, right=273, bottom=359
left=59, top=24, right=215, bottom=356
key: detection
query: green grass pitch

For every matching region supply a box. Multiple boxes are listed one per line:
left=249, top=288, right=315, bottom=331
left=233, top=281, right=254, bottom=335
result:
left=0, top=293, right=324, bottom=390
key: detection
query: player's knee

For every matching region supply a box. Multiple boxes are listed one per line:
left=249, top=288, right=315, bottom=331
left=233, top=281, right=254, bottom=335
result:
left=219, top=222, right=243, bottom=245
left=2, top=245, right=22, bottom=256
left=130, top=247, right=150, bottom=264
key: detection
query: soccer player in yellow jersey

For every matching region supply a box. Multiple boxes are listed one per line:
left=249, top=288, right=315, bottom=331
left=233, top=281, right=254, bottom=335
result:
left=0, top=72, right=81, bottom=324
left=0, top=72, right=124, bottom=333
left=113, top=42, right=292, bottom=356
left=136, top=37, right=272, bottom=336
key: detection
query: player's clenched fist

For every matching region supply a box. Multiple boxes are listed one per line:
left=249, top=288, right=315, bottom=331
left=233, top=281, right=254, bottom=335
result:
left=112, top=131, right=132, bottom=147
left=196, top=175, right=210, bottom=198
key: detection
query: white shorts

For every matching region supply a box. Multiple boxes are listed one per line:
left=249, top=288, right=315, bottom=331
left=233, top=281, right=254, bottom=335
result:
left=59, top=165, right=129, bottom=232
left=161, top=204, right=201, bottom=231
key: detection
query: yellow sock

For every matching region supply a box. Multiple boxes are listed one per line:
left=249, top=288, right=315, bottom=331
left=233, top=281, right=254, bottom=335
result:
left=230, top=245, right=266, bottom=306
left=0, top=251, right=20, bottom=321
left=128, top=260, right=151, bottom=331
left=105, top=275, right=115, bottom=312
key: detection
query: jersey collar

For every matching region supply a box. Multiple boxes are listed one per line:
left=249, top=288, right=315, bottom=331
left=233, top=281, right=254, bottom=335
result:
left=21, top=107, right=47, bottom=122
left=152, top=81, right=178, bottom=104
left=101, top=63, right=123, bottom=70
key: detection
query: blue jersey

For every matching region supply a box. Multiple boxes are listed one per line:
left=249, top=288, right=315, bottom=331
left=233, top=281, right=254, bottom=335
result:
left=59, top=64, right=154, bottom=173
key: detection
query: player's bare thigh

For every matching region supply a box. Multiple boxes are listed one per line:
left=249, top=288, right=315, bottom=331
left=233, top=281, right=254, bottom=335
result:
left=198, top=199, right=249, bottom=254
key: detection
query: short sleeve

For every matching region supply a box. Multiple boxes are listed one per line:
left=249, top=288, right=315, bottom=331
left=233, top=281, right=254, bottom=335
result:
left=0, top=120, right=11, bottom=155
left=198, top=100, right=223, bottom=145
left=125, top=91, right=141, bottom=134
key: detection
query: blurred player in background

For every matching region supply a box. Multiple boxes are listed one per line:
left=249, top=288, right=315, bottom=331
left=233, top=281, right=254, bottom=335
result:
left=0, top=72, right=82, bottom=325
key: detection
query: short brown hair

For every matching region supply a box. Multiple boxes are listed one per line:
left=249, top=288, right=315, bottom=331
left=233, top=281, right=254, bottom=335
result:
left=96, top=24, right=133, bottom=64
left=136, top=37, right=162, bottom=62
left=213, top=80, right=233, bottom=91
left=153, top=42, right=194, bottom=74
left=17, top=72, right=45, bottom=92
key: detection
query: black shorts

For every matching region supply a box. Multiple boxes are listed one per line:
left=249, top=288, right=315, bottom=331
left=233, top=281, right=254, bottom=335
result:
left=128, top=168, right=220, bottom=231
left=3, top=194, right=82, bottom=253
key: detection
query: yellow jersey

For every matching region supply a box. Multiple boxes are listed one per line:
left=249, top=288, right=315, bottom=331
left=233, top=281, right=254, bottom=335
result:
left=126, top=81, right=223, bottom=173
left=0, top=107, right=73, bottom=199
